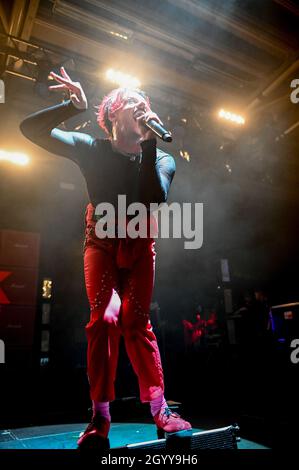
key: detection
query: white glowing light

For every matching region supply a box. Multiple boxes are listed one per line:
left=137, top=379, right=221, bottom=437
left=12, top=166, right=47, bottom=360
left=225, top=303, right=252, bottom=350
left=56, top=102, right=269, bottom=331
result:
left=218, top=109, right=245, bottom=125
left=0, top=150, right=29, bottom=165
left=179, top=150, right=190, bottom=162
left=105, top=69, right=141, bottom=88
left=110, top=31, right=128, bottom=40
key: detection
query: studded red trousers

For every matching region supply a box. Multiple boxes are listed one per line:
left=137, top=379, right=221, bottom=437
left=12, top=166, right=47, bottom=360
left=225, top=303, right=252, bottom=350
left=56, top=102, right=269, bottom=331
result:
left=83, top=203, right=164, bottom=403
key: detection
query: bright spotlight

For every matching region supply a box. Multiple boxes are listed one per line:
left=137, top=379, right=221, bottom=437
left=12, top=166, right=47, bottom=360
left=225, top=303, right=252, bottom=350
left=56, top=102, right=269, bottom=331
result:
left=105, top=68, right=141, bottom=88
left=0, top=150, right=29, bottom=165
left=110, top=31, right=128, bottom=41
left=218, top=109, right=245, bottom=125
left=179, top=150, right=190, bottom=162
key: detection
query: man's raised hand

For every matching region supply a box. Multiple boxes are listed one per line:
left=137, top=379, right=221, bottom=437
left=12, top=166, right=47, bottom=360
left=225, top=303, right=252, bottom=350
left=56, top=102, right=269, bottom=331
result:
left=48, top=67, right=88, bottom=110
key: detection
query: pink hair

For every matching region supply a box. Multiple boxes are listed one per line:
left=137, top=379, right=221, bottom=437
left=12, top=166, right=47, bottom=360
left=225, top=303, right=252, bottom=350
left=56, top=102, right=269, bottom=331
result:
left=96, top=88, right=150, bottom=136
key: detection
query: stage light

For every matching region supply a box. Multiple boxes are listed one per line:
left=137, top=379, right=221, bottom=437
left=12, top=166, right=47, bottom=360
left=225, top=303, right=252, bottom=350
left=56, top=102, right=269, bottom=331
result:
left=0, top=79, right=5, bottom=103
left=40, top=357, right=49, bottom=366
left=180, top=150, right=190, bottom=162
left=42, top=279, right=52, bottom=299
left=0, top=150, right=29, bottom=165
left=105, top=68, right=141, bottom=88
left=41, top=330, right=50, bottom=352
left=218, top=109, right=245, bottom=125
left=110, top=31, right=128, bottom=40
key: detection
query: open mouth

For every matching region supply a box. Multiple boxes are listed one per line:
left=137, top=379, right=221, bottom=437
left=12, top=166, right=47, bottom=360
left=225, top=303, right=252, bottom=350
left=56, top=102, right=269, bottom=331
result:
left=133, top=109, right=145, bottom=120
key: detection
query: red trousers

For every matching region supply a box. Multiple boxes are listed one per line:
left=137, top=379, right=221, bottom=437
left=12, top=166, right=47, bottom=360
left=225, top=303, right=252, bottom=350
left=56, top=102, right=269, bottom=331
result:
left=83, top=203, right=164, bottom=403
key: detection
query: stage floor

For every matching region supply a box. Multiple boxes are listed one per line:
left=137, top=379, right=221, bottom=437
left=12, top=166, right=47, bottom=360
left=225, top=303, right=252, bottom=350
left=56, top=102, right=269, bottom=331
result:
left=0, top=422, right=268, bottom=449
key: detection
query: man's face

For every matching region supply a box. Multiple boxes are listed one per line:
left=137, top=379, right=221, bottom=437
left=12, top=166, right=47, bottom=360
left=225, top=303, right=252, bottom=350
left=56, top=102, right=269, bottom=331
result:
left=112, top=90, right=150, bottom=142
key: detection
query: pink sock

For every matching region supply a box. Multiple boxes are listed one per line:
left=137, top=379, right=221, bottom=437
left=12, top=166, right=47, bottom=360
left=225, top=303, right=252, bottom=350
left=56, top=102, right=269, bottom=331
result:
left=150, top=395, right=168, bottom=417
left=92, top=400, right=111, bottom=421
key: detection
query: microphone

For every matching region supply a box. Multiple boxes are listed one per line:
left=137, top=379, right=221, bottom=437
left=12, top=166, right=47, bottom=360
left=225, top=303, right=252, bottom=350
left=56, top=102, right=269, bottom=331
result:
left=143, top=119, right=173, bottom=142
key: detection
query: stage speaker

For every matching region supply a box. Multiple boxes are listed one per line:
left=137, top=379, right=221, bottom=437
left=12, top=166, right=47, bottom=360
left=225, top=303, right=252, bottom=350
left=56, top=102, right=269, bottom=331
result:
left=0, top=230, right=40, bottom=367
left=0, top=267, right=38, bottom=305
left=0, top=230, right=40, bottom=268
left=114, top=425, right=239, bottom=453
left=0, top=305, right=36, bottom=346
left=189, top=426, right=238, bottom=450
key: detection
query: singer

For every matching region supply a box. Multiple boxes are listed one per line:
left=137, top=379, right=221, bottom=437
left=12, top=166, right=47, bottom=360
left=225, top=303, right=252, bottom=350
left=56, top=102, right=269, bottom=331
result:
left=20, top=68, right=192, bottom=450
